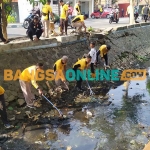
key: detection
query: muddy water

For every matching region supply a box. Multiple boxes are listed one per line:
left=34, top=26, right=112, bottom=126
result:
left=3, top=68, right=150, bottom=150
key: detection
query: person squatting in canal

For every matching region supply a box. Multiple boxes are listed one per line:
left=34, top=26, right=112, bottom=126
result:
left=19, top=63, right=43, bottom=108
left=96, top=44, right=111, bottom=68
left=73, top=55, right=92, bottom=92
left=0, top=86, right=14, bottom=129
left=53, top=56, right=69, bottom=90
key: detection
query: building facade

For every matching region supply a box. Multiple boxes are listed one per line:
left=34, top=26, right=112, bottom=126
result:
left=17, top=0, right=94, bottom=23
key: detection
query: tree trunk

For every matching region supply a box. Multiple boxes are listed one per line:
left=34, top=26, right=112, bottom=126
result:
left=1, top=1, right=8, bottom=40
left=129, top=0, right=135, bottom=25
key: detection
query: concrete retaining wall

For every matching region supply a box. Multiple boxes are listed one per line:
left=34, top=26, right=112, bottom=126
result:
left=1, top=23, right=150, bottom=102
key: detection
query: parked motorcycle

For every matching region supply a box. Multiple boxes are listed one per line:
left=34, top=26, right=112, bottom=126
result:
left=109, top=13, right=119, bottom=24
left=23, top=14, right=41, bottom=29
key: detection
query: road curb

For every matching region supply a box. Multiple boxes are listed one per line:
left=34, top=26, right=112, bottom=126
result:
left=7, top=24, right=23, bottom=28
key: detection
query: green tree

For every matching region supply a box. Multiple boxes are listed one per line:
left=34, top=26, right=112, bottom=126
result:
left=27, top=0, right=47, bottom=5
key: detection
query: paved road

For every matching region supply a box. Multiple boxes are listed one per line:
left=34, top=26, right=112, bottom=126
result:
left=7, top=17, right=142, bottom=38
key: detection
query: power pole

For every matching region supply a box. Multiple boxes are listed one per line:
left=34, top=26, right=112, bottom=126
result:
left=130, top=0, right=135, bottom=25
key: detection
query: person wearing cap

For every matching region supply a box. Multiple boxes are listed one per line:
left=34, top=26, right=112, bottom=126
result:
left=53, top=56, right=69, bottom=90
left=74, top=1, right=81, bottom=16
left=0, top=86, right=14, bottom=129
left=73, top=55, right=92, bottom=92
left=27, top=17, right=43, bottom=41
left=41, top=0, right=54, bottom=38
left=59, top=0, right=69, bottom=35
left=19, top=63, right=43, bottom=108
left=96, top=44, right=111, bottom=68
left=71, top=14, right=88, bottom=33
left=88, top=42, right=97, bottom=78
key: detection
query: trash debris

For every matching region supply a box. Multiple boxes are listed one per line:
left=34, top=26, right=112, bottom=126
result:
left=67, top=146, right=72, bottom=150
left=44, top=128, right=50, bottom=135
left=9, top=116, right=15, bottom=121
left=136, top=83, right=139, bottom=85
left=86, top=110, right=92, bottom=116
left=8, top=106, right=13, bottom=111
left=15, top=111, right=21, bottom=115
left=35, top=141, right=42, bottom=145
left=25, top=111, right=32, bottom=118
left=67, top=111, right=74, bottom=115
left=82, top=106, right=87, bottom=112
left=45, top=140, right=51, bottom=146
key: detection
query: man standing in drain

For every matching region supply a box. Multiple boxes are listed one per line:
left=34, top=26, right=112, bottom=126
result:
left=0, top=86, right=14, bottom=128
left=53, top=56, right=69, bottom=90
left=19, top=63, right=43, bottom=108
left=96, top=44, right=111, bottom=68
left=73, top=55, right=92, bottom=92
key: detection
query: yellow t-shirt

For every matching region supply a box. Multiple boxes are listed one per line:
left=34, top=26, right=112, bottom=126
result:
left=72, top=15, right=84, bottom=23
left=99, top=45, right=108, bottom=57
left=42, top=4, right=52, bottom=20
left=60, top=4, right=68, bottom=19
left=19, top=66, right=39, bottom=89
left=0, top=86, right=5, bottom=95
left=75, top=3, right=80, bottom=15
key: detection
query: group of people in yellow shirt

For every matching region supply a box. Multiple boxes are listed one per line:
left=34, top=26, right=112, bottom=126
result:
left=0, top=42, right=111, bottom=128
left=41, top=0, right=88, bottom=37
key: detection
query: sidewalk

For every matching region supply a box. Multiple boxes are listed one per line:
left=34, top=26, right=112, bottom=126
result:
left=7, top=23, right=23, bottom=28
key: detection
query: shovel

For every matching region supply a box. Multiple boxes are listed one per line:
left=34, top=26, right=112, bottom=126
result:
left=42, top=94, right=66, bottom=118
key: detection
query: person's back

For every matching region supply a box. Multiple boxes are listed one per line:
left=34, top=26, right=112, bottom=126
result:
left=143, top=6, right=149, bottom=15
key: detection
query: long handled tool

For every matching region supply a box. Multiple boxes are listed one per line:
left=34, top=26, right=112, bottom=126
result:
left=42, top=94, right=66, bottom=118
left=86, top=79, right=95, bottom=96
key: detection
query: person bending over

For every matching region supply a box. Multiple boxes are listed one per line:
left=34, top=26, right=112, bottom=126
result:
left=73, top=55, right=91, bottom=92
left=71, top=14, right=88, bottom=33
left=96, top=44, right=111, bottom=68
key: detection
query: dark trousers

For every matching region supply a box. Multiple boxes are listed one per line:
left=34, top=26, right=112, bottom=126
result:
left=60, top=19, right=68, bottom=34
left=91, top=63, right=95, bottom=73
left=96, top=50, right=108, bottom=65
left=144, top=14, right=148, bottom=22
left=74, top=69, right=82, bottom=89
left=0, top=26, right=6, bottom=42
left=0, top=94, right=8, bottom=124
left=28, top=29, right=43, bottom=41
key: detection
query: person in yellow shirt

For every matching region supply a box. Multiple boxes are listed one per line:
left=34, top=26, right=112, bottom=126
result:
left=71, top=14, right=88, bottom=33
left=74, top=1, right=81, bottom=16
left=141, top=5, right=145, bottom=20
left=59, top=0, right=69, bottom=35
left=53, top=56, right=69, bottom=90
left=19, top=63, right=43, bottom=108
left=73, top=55, right=91, bottom=92
left=96, top=44, right=111, bottom=68
left=41, top=0, right=54, bottom=38
left=0, top=86, right=14, bottom=128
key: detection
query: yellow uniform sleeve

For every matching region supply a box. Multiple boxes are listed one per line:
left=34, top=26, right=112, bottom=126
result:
left=0, top=86, right=5, bottom=95
left=48, top=5, right=52, bottom=13
left=30, top=69, right=39, bottom=89
left=99, top=47, right=104, bottom=58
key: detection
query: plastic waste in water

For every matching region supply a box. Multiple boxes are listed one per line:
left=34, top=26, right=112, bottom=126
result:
left=44, top=128, right=50, bottom=135
left=86, top=109, right=92, bottom=116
